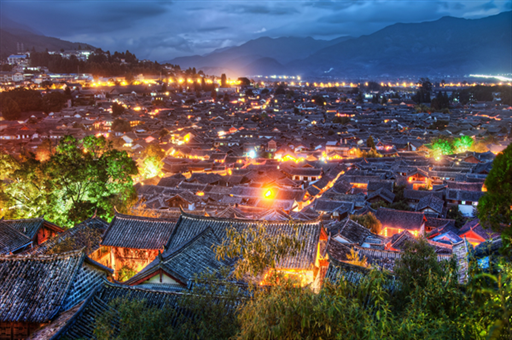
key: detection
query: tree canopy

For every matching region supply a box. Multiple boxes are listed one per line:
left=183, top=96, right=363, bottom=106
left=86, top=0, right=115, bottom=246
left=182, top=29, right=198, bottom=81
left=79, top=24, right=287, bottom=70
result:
left=478, top=143, right=512, bottom=254
left=0, top=135, right=138, bottom=227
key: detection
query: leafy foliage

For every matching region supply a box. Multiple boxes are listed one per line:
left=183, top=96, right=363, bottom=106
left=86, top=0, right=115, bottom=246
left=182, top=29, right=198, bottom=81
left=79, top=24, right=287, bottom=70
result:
left=112, top=118, right=131, bottom=133
left=394, top=237, right=456, bottom=297
left=111, top=102, right=125, bottom=117
left=94, top=268, right=242, bottom=340
left=478, top=143, right=512, bottom=255
left=117, top=265, right=138, bottom=282
left=346, top=248, right=369, bottom=267
left=0, top=135, right=138, bottom=226
left=0, top=88, right=70, bottom=119
left=215, top=221, right=305, bottom=282
left=431, top=138, right=454, bottom=157
left=30, top=50, right=164, bottom=77
left=453, top=136, right=474, bottom=153
left=332, top=116, right=351, bottom=124
left=367, top=135, right=376, bottom=150
left=446, top=206, right=468, bottom=228
left=349, top=212, right=382, bottom=234
left=311, top=95, right=327, bottom=106
left=354, top=148, right=382, bottom=158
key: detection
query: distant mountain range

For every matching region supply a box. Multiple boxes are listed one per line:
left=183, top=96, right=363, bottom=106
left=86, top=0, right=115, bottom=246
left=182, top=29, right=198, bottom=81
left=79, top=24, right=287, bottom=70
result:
left=0, top=16, right=94, bottom=58
left=166, top=11, right=512, bottom=78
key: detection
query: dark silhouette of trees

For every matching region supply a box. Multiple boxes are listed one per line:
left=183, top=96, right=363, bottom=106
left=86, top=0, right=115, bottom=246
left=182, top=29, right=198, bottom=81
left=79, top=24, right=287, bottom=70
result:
left=112, top=118, right=131, bottom=133
left=42, top=91, right=68, bottom=113
left=30, top=50, right=164, bottom=77
left=430, top=91, right=450, bottom=111
left=367, top=136, right=376, bottom=150
left=478, top=143, right=512, bottom=255
left=111, top=102, right=125, bottom=117
left=412, top=78, right=432, bottom=103
left=312, top=95, right=326, bottom=106
left=1, top=98, right=21, bottom=120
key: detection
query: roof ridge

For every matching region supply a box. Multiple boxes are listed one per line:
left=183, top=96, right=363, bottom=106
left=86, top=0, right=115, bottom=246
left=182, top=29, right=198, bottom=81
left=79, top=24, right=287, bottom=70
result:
left=164, top=226, right=219, bottom=258
left=0, top=248, right=85, bottom=260
left=114, top=210, right=178, bottom=223
left=179, top=209, right=322, bottom=224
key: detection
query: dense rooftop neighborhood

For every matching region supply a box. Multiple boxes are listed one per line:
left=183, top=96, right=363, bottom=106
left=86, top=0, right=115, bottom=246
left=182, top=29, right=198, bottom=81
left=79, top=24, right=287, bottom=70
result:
left=0, top=51, right=511, bottom=339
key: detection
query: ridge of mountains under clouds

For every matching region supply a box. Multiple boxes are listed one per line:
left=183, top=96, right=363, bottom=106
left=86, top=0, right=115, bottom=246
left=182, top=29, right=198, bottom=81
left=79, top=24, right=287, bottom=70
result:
left=167, top=11, right=512, bottom=78
left=0, top=16, right=94, bottom=58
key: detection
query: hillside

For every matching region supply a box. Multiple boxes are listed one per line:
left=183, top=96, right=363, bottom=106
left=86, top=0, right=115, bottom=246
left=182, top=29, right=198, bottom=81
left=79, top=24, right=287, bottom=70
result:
left=290, top=11, right=512, bottom=77
left=166, top=36, right=351, bottom=77
left=0, top=18, right=94, bottom=58
left=167, top=11, right=511, bottom=78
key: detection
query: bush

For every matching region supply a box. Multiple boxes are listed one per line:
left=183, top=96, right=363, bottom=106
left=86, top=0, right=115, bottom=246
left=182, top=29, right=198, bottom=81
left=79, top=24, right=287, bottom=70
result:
left=117, top=265, right=137, bottom=282
left=349, top=212, right=382, bottom=234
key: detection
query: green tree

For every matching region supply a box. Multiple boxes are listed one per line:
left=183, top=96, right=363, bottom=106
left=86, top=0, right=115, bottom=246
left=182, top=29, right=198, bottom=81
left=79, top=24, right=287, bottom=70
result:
left=446, top=206, right=467, bottom=228
left=1, top=97, right=21, bottom=120
left=42, top=91, right=68, bottom=113
left=367, top=136, right=376, bottom=150
left=349, top=212, right=382, bottom=234
left=332, top=116, right=350, bottom=125
left=394, top=237, right=456, bottom=300
left=1, top=136, right=138, bottom=226
left=312, top=95, right=326, bottom=106
left=112, top=118, right=131, bottom=133
left=478, top=143, right=512, bottom=254
left=111, top=102, right=125, bottom=117
left=453, top=136, right=473, bottom=153
left=95, top=268, right=241, bottom=340
left=431, top=138, right=454, bottom=157
left=158, top=128, right=169, bottom=141
left=215, top=221, right=305, bottom=283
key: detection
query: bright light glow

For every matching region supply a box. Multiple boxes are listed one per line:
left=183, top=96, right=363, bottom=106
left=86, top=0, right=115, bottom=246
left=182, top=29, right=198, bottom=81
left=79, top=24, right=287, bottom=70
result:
left=469, top=74, right=512, bottom=82
left=248, top=150, right=256, bottom=158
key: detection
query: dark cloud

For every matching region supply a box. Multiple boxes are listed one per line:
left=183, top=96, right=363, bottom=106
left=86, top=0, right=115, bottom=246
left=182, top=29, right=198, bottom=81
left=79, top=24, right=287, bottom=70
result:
left=197, top=27, right=229, bottom=32
left=482, top=0, right=497, bottom=10
left=231, top=4, right=299, bottom=15
left=3, top=1, right=172, bottom=35
left=1, top=0, right=510, bottom=61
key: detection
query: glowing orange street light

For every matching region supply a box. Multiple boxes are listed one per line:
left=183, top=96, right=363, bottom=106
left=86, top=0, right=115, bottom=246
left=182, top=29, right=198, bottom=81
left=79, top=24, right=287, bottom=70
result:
left=264, top=189, right=274, bottom=198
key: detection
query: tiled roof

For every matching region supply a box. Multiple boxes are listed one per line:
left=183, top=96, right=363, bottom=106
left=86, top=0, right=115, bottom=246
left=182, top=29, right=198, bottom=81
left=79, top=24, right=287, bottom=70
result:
left=336, top=219, right=374, bottom=245
left=126, top=227, right=230, bottom=286
left=375, top=208, right=425, bottom=231
left=166, top=212, right=322, bottom=270
left=1, top=218, right=45, bottom=239
left=416, top=194, right=444, bottom=214
left=0, top=250, right=108, bottom=323
left=28, top=217, right=109, bottom=255
left=367, top=187, right=395, bottom=203
left=0, top=221, right=32, bottom=254
left=102, top=212, right=177, bottom=250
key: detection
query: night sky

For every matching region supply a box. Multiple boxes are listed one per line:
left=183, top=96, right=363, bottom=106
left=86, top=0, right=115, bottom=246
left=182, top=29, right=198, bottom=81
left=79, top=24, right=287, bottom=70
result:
left=2, top=0, right=511, bottom=61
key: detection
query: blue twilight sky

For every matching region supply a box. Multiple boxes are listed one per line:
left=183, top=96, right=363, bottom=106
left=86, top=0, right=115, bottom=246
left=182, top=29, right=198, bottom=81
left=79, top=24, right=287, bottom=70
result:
left=1, top=0, right=511, bottom=61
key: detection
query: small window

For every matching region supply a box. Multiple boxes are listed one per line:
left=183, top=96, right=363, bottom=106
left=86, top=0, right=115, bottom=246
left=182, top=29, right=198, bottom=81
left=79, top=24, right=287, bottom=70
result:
left=295, top=176, right=300, bottom=180
left=311, top=177, right=316, bottom=181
